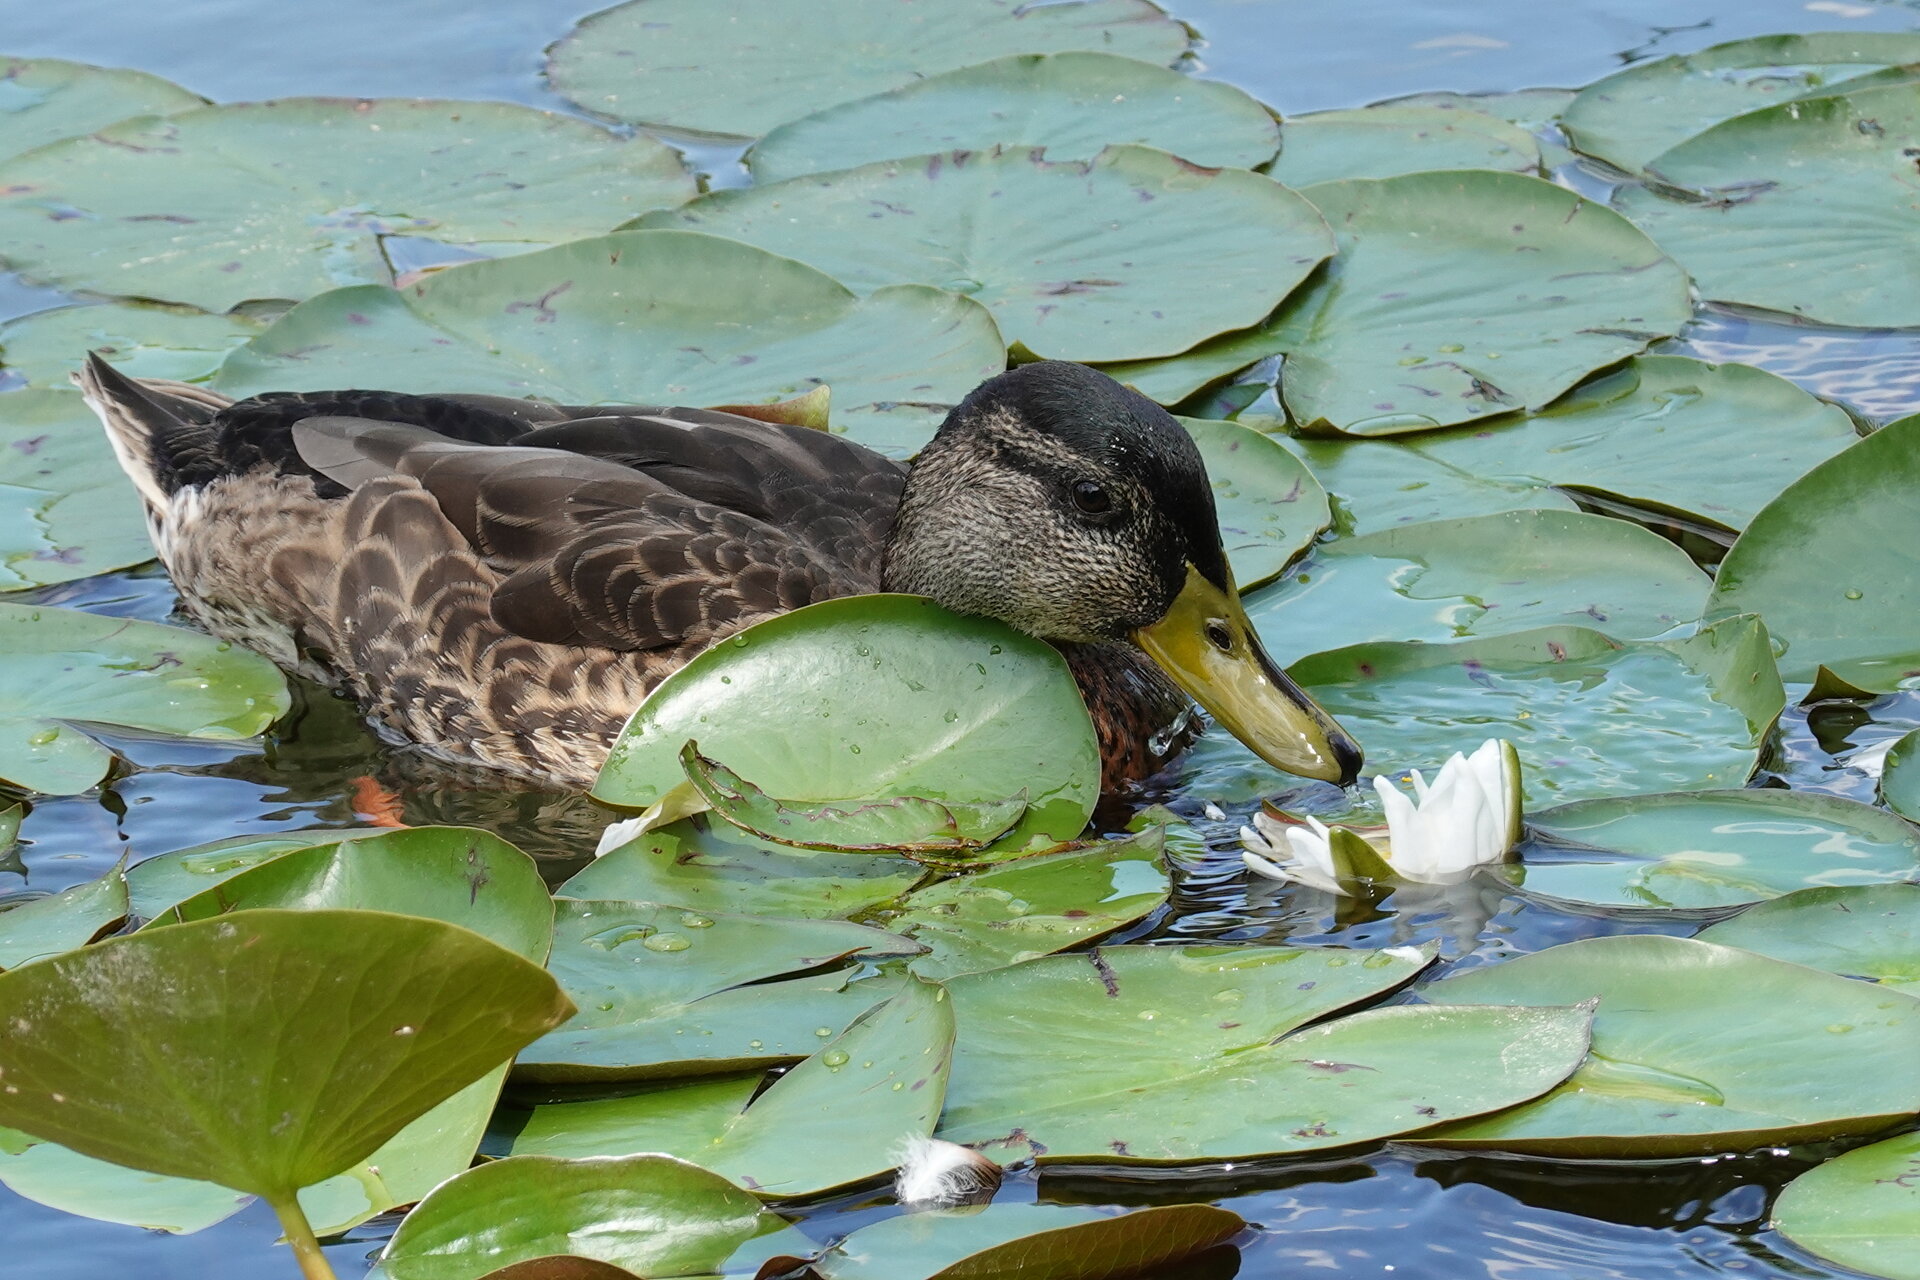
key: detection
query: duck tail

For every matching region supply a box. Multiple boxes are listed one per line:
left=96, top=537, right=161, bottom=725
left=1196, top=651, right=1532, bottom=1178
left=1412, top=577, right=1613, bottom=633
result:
left=75, top=352, right=234, bottom=516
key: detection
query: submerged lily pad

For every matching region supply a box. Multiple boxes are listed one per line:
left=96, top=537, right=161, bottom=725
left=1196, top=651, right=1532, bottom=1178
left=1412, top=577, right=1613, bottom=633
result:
left=1882, top=729, right=1920, bottom=821
left=1272, top=356, right=1861, bottom=536
left=593, top=595, right=1099, bottom=850
left=0, top=601, right=289, bottom=794
left=1513, top=791, right=1920, bottom=912
left=1269, top=106, right=1540, bottom=187
left=1712, top=415, right=1920, bottom=689
left=561, top=818, right=923, bottom=920
left=213, top=230, right=1005, bottom=457
left=0, top=301, right=263, bottom=388
left=891, top=829, right=1170, bottom=980
left=547, top=0, right=1190, bottom=140
left=1421, top=934, right=1920, bottom=1156
left=813, top=1203, right=1246, bottom=1280
left=0, top=98, right=696, bottom=312
left=1268, top=172, right=1690, bottom=434
left=517, top=896, right=915, bottom=1083
left=939, top=945, right=1586, bottom=1162
left=1181, top=417, right=1328, bottom=589
left=1615, top=84, right=1920, bottom=329
left=748, top=52, right=1278, bottom=183
left=1562, top=32, right=1920, bottom=175
left=1, top=390, right=154, bottom=593
left=510, top=978, right=954, bottom=1199
left=1772, top=1131, right=1920, bottom=1280
left=636, top=145, right=1333, bottom=364
left=0, top=864, right=127, bottom=969
left=378, top=1154, right=774, bottom=1280
left=1247, top=509, right=1709, bottom=667
left=1697, top=884, right=1920, bottom=993
left=0, top=56, right=203, bottom=166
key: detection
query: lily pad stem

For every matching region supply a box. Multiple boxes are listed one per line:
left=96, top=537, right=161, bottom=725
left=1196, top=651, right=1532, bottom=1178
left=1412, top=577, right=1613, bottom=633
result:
left=270, top=1194, right=340, bottom=1280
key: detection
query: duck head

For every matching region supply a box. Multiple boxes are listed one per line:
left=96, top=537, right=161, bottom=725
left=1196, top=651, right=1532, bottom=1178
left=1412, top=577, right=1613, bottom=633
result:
left=882, top=361, right=1363, bottom=786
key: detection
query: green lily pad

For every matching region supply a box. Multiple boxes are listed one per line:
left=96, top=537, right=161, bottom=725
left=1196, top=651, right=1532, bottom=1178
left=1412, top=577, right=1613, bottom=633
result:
left=1270, top=356, right=1862, bottom=536
left=124, top=829, right=372, bottom=921
left=1773, top=1131, right=1920, bottom=1280
left=593, top=595, right=1099, bottom=850
left=0, top=601, right=290, bottom=794
left=516, top=896, right=916, bottom=1084
left=1, top=389, right=155, bottom=593
left=0, top=1126, right=247, bottom=1234
left=0, top=56, right=204, bottom=166
left=0, top=98, right=696, bottom=312
left=1712, top=414, right=1920, bottom=689
left=633, top=145, right=1334, bottom=364
left=1697, top=884, right=1920, bottom=993
left=0, top=863, right=127, bottom=969
left=939, top=945, right=1586, bottom=1162
left=1375, top=88, right=1578, bottom=128
left=1274, top=172, right=1691, bottom=434
left=683, top=742, right=1028, bottom=854
left=1269, top=106, right=1540, bottom=187
left=0, top=805, right=17, bottom=861
left=1247, top=509, right=1709, bottom=667
left=378, top=1154, right=774, bottom=1280
left=1561, top=32, right=1920, bottom=175
left=546, top=0, right=1189, bottom=141
left=748, top=52, right=1278, bottom=184
left=1512, top=791, right=1920, bottom=912
left=213, top=230, right=1006, bottom=458
left=561, top=818, right=923, bottom=920
left=1181, top=416, right=1329, bottom=589
left=509, top=978, right=954, bottom=1199
left=1881, top=728, right=1920, bottom=820
left=0, top=301, right=264, bottom=388
left=1420, top=934, right=1920, bottom=1156
left=890, top=829, right=1170, bottom=980
left=0, top=910, right=573, bottom=1242
left=1614, top=84, right=1920, bottom=329
left=813, top=1202, right=1246, bottom=1280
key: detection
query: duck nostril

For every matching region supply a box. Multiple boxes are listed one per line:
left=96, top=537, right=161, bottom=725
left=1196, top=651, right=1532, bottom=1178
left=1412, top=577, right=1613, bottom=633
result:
left=1204, top=621, right=1233, bottom=653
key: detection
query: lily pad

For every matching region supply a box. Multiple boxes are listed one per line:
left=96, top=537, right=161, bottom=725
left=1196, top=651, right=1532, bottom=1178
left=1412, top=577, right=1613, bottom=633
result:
left=1615, top=84, right=1920, bottom=329
left=1697, top=884, right=1920, bottom=992
left=0, top=1127, right=246, bottom=1234
left=1269, top=106, right=1540, bottom=187
left=1512, top=791, right=1920, bottom=912
left=1273, top=172, right=1690, bottom=434
left=1180, top=417, right=1328, bottom=589
left=939, top=945, right=1586, bottom=1162
left=509, top=978, right=954, bottom=1199
left=748, top=52, right=1278, bottom=184
left=1562, top=32, right=1920, bottom=175
left=0, top=601, right=289, bottom=794
left=633, top=145, right=1334, bottom=364
left=0, top=863, right=127, bottom=969
left=213, top=230, right=1006, bottom=457
left=1247, top=509, right=1709, bottom=667
left=1881, top=728, right=1920, bottom=820
left=560, top=818, right=923, bottom=920
left=516, top=896, right=916, bottom=1084
left=1271, top=356, right=1862, bottom=536
left=0, top=301, right=263, bottom=388
left=1772, top=1131, right=1920, bottom=1280
left=1, top=389, right=155, bottom=593
left=0, top=910, right=573, bottom=1246
left=0, top=98, right=696, bottom=312
left=546, top=0, right=1190, bottom=141
left=124, top=829, right=371, bottom=921
left=0, top=56, right=204, bottom=166
left=593, top=595, right=1099, bottom=850
left=378, top=1154, right=774, bottom=1280
left=1419, top=934, right=1920, bottom=1156
left=813, top=1202, right=1246, bottom=1280
left=1375, top=87, right=1578, bottom=129
left=890, top=829, right=1170, bottom=980
left=1712, top=414, right=1920, bottom=689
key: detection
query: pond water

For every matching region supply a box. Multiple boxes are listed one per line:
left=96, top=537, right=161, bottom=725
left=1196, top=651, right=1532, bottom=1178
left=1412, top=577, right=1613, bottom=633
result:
left=2, top=0, right=1918, bottom=1276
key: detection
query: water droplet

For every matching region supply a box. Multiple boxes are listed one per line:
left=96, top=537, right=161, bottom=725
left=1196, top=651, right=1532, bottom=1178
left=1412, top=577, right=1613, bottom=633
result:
left=822, top=1049, right=849, bottom=1068
left=943, top=710, right=959, bottom=723
left=27, top=727, right=58, bottom=746
left=989, top=644, right=1003, bottom=655
left=1327, top=957, right=1349, bottom=967
left=855, top=644, right=871, bottom=657
left=814, top=1026, right=834, bottom=1038
left=1845, top=589, right=1864, bottom=600
left=731, top=635, right=749, bottom=647
left=1137, top=1009, right=1158, bottom=1021
left=392, top=1025, right=416, bottom=1037
left=891, top=1081, right=904, bottom=1091
left=1397, top=355, right=1426, bottom=366
left=643, top=933, right=691, bottom=952
left=849, top=744, right=861, bottom=754
left=1212, top=989, right=1244, bottom=1005
left=748, top=1039, right=764, bottom=1049
left=680, top=912, right=713, bottom=929
left=1827, top=1023, right=1854, bottom=1034
left=1438, top=343, right=1464, bottom=353
left=719, top=675, right=732, bottom=684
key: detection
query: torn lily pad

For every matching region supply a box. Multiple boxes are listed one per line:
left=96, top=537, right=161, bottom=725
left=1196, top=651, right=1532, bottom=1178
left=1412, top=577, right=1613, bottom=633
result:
left=0, top=301, right=264, bottom=389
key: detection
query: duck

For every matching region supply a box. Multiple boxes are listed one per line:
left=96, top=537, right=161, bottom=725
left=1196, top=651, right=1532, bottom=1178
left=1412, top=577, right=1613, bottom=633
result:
left=78, top=356, right=1362, bottom=795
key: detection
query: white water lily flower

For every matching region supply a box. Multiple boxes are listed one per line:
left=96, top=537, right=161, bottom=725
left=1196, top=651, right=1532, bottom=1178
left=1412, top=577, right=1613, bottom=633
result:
left=1240, top=813, right=1353, bottom=895
left=593, top=815, right=647, bottom=857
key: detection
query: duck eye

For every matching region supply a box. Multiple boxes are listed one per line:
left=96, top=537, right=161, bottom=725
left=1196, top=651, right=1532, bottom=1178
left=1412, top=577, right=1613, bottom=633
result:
left=1070, top=479, right=1111, bottom=515
left=1205, top=621, right=1234, bottom=652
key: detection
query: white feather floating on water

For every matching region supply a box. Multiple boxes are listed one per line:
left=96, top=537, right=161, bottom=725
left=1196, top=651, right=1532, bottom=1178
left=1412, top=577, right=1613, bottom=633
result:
left=893, top=1136, right=1003, bottom=1208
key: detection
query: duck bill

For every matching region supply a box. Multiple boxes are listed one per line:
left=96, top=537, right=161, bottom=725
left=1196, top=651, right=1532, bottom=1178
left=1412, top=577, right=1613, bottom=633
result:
left=1131, top=565, right=1363, bottom=786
